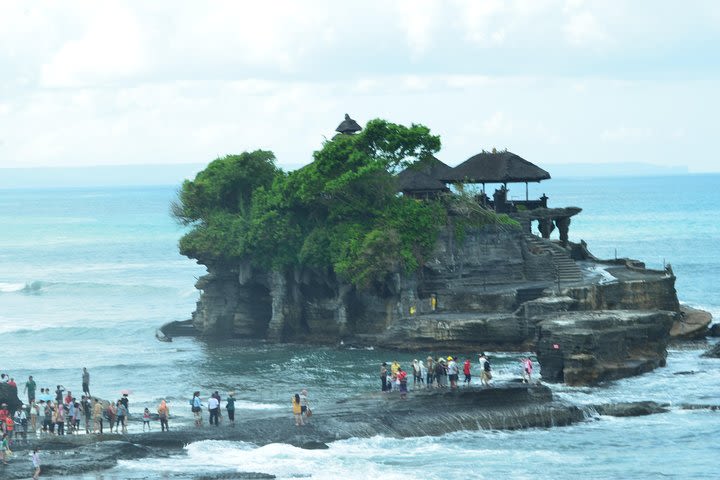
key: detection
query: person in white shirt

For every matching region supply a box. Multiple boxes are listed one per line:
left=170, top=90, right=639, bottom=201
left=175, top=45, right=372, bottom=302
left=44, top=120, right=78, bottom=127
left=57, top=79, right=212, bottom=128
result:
left=207, top=396, right=220, bottom=426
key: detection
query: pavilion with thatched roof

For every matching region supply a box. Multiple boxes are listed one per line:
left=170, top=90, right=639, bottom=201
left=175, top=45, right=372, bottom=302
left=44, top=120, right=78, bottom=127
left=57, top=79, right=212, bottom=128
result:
left=396, top=156, right=453, bottom=199
left=441, top=150, right=551, bottom=212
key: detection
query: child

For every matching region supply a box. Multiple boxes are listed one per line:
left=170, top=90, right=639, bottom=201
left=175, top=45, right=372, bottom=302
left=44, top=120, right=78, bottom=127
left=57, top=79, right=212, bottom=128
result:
left=142, top=408, right=151, bottom=431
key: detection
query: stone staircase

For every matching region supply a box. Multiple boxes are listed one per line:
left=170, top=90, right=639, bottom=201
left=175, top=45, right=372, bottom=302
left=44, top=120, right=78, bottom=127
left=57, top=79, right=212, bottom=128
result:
left=524, top=234, right=583, bottom=285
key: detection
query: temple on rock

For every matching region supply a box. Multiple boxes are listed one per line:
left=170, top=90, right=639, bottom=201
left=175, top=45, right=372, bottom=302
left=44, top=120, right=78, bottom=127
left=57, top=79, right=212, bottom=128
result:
left=397, top=148, right=580, bottom=247
left=171, top=114, right=705, bottom=388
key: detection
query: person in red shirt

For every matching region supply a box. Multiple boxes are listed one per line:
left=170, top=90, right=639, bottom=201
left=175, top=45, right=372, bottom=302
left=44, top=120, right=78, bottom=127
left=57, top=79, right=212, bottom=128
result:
left=463, top=358, right=472, bottom=386
left=7, top=378, right=17, bottom=388
left=64, top=391, right=73, bottom=406
left=397, top=368, right=408, bottom=399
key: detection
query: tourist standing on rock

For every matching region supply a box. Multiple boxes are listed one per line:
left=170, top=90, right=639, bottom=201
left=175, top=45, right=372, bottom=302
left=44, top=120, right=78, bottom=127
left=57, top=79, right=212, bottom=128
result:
left=53, top=401, right=64, bottom=435
left=479, top=353, right=492, bottom=387
left=42, top=402, right=52, bottom=434
left=0, top=432, right=9, bottom=465
left=380, top=362, right=388, bottom=392
left=54, top=385, right=65, bottom=405
left=32, top=447, right=41, bottom=479
left=390, top=360, right=400, bottom=391
left=191, top=392, right=202, bottom=427
left=522, top=357, right=533, bottom=383
left=207, top=394, right=220, bottom=426
left=16, top=406, right=27, bottom=440
left=23, top=376, right=36, bottom=404
left=212, top=391, right=222, bottom=423
left=412, top=360, right=423, bottom=388
left=225, top=393, right=235, bottom=426
left=142, top=408, right=151, bottom=431
left=106, top=402, right=117, bottom=433
left=300, top=389, right=310, bottom=420
left=397, top=368, right=408, bottom=399
left=30, top=400, right=39, bottom=432
left=92, top=399, right=103, bottom=434
left=116, top=400, right=128, bottom=433
left=463, top=358, right=472, bottom=386
left=292, top=394, right=304, bottom=426
left=82, top=368, right=90, bottom=396
left=82, top=396, right=92, bottom=433
left=447, top=357, right=459, bottom=388
left=425, top=357, right=434, bottom=387
left=157, top=399, right=169, bottom=431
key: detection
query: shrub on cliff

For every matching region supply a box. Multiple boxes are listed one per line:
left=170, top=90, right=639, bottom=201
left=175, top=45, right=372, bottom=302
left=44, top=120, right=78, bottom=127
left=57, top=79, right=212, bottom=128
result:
left=174, top=119, right=509, bottom=288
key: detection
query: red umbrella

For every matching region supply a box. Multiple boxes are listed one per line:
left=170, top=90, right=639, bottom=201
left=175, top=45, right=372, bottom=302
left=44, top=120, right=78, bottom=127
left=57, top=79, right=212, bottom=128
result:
left=120, top=389, right=133, bottom=396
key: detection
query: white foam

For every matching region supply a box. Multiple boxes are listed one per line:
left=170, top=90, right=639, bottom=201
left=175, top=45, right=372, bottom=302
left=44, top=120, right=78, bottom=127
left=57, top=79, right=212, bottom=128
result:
left=0, top=282, right=25, bottom=293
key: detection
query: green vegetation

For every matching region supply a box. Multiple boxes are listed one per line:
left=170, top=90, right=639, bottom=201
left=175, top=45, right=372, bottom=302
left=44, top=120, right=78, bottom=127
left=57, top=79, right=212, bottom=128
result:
left=174, top=118, right=517, bottom=289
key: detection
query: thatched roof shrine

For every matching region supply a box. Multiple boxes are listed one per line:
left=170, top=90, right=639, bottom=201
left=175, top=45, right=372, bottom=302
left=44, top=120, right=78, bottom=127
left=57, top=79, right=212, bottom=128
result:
left=397, top=169, right=449, bottom=193
left=335, top=114, right=362, bottom=134
left=442, top=151, right=550, bottom=184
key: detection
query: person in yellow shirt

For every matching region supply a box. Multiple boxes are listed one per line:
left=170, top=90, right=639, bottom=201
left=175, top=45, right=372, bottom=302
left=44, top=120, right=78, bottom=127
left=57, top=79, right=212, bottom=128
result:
left=292, top=394, right=304, bottom=426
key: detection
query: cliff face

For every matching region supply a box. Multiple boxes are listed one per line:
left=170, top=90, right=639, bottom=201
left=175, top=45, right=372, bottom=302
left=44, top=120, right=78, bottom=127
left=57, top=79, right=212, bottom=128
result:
left=188, top=224, right=682, bottom=385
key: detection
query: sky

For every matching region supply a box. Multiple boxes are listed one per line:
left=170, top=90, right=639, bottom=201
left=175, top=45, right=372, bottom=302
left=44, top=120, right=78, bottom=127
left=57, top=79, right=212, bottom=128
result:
left=1, top=0, right=719, bottom=178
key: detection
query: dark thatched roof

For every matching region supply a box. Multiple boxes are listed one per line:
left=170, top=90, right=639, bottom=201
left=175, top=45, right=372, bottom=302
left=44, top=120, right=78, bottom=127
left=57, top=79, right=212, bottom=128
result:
left=335, top=114, right=362, bottom=134
left=397, top=169, right=449, bottom=192
left=442, top=151, right=551, bottom=183
left=408, top=155, right=454, bottom=181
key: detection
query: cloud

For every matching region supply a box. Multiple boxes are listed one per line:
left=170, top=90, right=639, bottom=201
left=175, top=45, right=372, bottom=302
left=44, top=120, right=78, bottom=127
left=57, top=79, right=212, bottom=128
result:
left=40, top=2, right=147, bottom=87
left=564, top=11, right=609, bottom=47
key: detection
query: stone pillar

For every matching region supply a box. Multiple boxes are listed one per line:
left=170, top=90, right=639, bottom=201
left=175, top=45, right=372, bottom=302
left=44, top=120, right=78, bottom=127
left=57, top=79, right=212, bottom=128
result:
left=555, top=217, right=571, bottom=247
left=267, top=271, right=289, bottom=341
left=538, top=218, right=554, bottom=239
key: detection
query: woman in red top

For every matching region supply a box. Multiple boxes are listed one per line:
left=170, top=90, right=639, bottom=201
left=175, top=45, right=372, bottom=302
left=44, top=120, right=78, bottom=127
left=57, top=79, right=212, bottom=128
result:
left=463, top=359, right=472, bottom=386
left=397, top=368, right=408, bottom=399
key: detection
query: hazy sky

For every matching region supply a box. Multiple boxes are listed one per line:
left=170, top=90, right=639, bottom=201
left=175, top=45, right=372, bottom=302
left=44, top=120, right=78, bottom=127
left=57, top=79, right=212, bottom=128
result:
left=1, top=1, right=719, bottom=173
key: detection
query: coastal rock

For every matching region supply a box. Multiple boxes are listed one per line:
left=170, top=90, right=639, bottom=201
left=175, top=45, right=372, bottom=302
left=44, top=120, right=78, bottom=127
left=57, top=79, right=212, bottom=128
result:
left=700, top=343, right=720, bottom=358
left=593, top=401, right=669, bottom=417
left=535, top=310, right=676, bottom=385
left=179, top=224, right=684, bottom=386
left=670, top=305, right=712, bottom=340
left=4, top=384, right=584, bottom=478
left=0, top=382, right=22, bottom=413
left=708, top=323, right=720, bottom=337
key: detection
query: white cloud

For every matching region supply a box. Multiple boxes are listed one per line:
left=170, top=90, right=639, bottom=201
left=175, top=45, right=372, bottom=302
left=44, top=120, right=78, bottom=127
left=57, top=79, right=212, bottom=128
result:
left=40, top=2, right=147, bottom=87
left=564, top=11, right=609, bottom=47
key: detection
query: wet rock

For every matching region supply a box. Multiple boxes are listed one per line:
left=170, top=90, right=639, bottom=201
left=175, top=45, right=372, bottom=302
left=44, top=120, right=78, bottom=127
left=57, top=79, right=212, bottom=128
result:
left=0, top=382, right=22, bottom=413
left=708, top=323, right=720, bottom=337
left=593, top=401, right=669, bottom=417
left=701, top=343, right=720, bottom=358
left=300, top=440, right=329, bottom=450
left=536, top=310, right=676, bottom=386
left=671, top=306, right=712, bottom=340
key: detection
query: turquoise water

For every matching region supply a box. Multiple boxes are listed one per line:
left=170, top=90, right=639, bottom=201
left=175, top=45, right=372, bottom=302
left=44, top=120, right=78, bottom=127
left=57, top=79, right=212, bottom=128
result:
left=0, top=175, right=719, bottom=479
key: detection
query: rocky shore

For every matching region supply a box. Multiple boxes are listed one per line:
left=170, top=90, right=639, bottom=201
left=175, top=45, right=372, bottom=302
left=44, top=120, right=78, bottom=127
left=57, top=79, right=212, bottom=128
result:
left=5, top=381, right=718, bottom=479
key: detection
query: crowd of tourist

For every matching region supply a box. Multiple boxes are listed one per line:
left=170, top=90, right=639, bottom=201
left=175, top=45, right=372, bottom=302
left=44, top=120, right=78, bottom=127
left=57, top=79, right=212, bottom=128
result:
left=0, top=368, right=179, bottom=448
left=380, top=354, right=535, bottom=395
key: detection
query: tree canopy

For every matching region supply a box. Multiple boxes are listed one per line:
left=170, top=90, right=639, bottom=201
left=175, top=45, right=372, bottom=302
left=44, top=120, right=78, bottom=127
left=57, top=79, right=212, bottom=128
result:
left=174, top=118, right=514, bottom=288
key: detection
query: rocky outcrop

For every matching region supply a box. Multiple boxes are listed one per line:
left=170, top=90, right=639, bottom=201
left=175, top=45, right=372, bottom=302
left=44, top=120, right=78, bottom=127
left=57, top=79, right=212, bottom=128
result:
left=671, top=305, right=712, bottom=340
left=2, top=384, right=583, bottom=478
left=701, top=343, right=720, bottom=358
left=0, top=382, right=22, bottom=413
left=181, top=223, right=690, bottom=385
left=535, top=310, right=677, bottom=385
left=592, top=401, right=670, bottom=417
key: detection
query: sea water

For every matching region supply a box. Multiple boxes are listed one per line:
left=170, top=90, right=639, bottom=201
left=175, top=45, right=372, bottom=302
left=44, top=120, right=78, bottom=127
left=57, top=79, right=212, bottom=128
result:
left=1, top=175, right=719, bottom=479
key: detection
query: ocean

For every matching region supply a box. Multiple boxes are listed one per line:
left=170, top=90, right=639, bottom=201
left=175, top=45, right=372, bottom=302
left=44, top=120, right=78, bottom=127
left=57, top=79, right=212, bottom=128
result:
left=1, top=174, right=719, bottom=479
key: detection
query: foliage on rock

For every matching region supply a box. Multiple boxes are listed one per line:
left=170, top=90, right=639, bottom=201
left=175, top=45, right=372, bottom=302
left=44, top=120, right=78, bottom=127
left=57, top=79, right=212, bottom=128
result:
left=174, top=119, right=513, bottom=288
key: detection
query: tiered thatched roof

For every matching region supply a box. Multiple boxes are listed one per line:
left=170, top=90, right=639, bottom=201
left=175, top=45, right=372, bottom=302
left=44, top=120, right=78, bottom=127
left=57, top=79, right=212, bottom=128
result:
left=335, top=114, right=362, bottom=134
left=397, top=156, right=452, bottom=194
